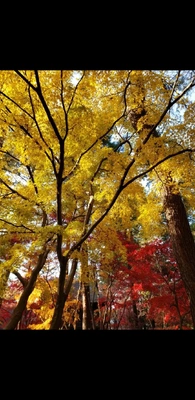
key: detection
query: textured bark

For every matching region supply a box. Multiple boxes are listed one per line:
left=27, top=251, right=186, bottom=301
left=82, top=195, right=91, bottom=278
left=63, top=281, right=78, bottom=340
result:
left=164, top=185, right=195, bottom=328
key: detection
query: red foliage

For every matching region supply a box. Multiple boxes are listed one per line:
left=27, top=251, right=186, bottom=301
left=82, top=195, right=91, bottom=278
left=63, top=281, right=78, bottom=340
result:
left=0, top=299, right=16, bottom=329
left=0, top=281, right=42, bottom=330
left=98, top=233, right=192, bottom=330
left=0, top=231, right=192, bottom=330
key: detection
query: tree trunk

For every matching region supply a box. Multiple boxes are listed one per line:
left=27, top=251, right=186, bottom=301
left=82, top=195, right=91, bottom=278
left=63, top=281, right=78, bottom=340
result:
left=50, top=195, right=94, bottom=330
left=50, top=258, right=78, bottom=329
left=132, top=300, right=141, bottom=329
left=81, top=282, right=94, bottom=330
left=82, top=283, right=90, bottom=330
left=164, top=184, right=195, bottom=328
left=4, top=250, right=49, bottom=330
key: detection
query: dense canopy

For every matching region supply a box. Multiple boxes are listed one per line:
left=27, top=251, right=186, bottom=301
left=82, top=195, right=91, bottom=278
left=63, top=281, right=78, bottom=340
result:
left=0, top=70, right=195, bottom=330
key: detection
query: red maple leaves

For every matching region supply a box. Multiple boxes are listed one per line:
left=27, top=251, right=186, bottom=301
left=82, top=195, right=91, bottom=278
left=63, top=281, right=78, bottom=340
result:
left=98, top=232, right=192, bottom=329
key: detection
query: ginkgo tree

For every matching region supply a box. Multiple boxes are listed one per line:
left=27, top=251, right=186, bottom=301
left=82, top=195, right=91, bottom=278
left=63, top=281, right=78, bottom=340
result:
left=0, top=70, right=195, bottom=330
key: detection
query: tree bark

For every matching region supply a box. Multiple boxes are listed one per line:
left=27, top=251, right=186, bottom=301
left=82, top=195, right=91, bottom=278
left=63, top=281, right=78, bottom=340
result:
left=50, top=258, right=78, bottom=329
left=132, top=300, right=140, bottom=329
left=164, top=184, right=195, bottom=328
left=81, top=282, right=95, bottom=330
left=4, top=249, right=49, bottom=330
left=82, top=283, right=90, bottom=330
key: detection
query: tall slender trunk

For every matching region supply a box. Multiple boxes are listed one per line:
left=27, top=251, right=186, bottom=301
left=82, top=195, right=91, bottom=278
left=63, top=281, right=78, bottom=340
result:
left=50, top=258, right=78, bottom=329
left=50, top=194, right=94, bottom=330
left=81, top=282, right=95, bottom=330
left=80, top=241, right=95, bottom=330
left=164, top=184, right=195, bottom=328
left=82, top=283, right=91, bottom=330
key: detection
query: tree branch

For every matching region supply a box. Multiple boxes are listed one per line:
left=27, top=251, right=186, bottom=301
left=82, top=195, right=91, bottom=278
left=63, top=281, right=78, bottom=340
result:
left=133, top=72, right=195, bottom=148
left=67, top=71, right=85, bottom=114
left=26, top=165, right=38, bottom=195
left=34, top=70, right=62, bottom=142
left=12, top=270, right=28, bottom=287
left=14, top=70, right=37, bottom=91
left=122, top=148, right=195, bottom=189
left=62, top=77, right=131, bottom=182
left=65, top=148, right=194, bottom=259
left=0, top=178, right=29, bottom=201
left=0, top=90, right=34, bottom=121
left=60, top=70, right=68, bottom=140
left=0, top=218, right=35, bottom=233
